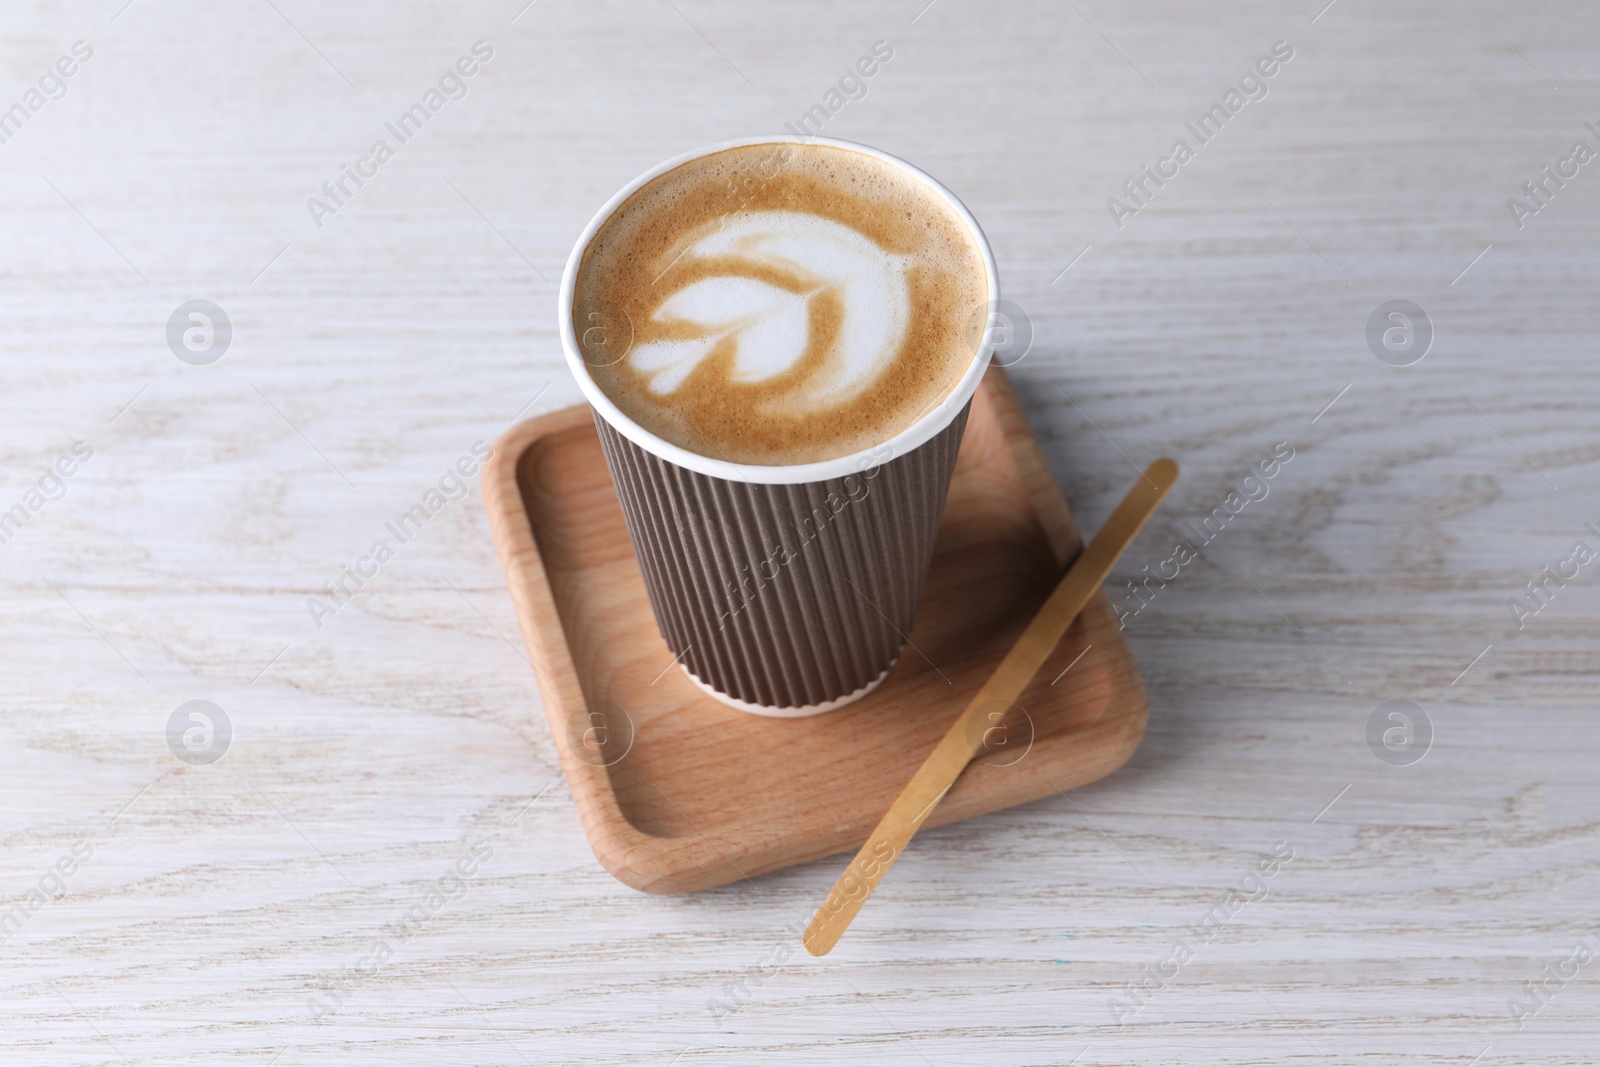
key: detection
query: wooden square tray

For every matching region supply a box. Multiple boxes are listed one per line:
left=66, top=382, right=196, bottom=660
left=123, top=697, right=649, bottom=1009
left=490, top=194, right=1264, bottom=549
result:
left=482, top=367, right=1148, bottom=893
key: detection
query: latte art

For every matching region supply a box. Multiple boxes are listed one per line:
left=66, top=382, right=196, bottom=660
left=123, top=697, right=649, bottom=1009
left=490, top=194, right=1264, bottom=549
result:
left=575, top=141, right=989, bottom=465
left=630, top=211, right=911, bottom=413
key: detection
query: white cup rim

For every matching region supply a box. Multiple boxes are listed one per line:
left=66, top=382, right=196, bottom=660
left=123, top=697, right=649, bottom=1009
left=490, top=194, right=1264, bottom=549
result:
left=557, top=135, right=999, bottom=485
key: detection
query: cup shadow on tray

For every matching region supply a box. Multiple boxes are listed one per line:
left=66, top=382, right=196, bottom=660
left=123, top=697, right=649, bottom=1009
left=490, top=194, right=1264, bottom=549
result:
left=488, top=367, right=1149, bottom=893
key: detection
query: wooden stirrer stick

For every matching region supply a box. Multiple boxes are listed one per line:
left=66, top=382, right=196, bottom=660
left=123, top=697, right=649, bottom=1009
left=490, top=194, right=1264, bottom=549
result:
left=803, top=458, right=1178, bottom=956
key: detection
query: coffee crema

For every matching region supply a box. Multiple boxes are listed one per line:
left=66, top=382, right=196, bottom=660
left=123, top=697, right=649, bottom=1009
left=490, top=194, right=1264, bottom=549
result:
left=573, top=142, right=989, bottom=466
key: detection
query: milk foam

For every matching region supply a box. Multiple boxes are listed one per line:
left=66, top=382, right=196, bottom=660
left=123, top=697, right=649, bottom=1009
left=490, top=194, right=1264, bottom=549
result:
left=629, top=212, right=911, bottom=413
left=574, top=141, right=988, bottom=465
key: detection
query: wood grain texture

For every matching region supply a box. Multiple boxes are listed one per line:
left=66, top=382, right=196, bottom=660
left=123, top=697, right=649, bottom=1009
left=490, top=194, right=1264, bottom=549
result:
left=2, top=0, right=1597, bottom=1063
left=486, top=368, right=1145, bottom=895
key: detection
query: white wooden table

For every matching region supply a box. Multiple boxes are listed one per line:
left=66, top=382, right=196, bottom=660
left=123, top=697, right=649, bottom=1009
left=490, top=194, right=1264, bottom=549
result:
left=4, top=1, right=1597, bottom=1063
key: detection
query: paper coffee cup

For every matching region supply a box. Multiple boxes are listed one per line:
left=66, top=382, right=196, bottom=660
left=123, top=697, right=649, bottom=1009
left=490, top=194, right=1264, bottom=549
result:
left=559, top=136, right=1000, bottom=716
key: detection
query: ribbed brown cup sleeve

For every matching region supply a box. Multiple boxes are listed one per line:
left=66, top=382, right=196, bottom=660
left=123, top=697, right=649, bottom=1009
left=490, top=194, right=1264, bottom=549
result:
left=593, top=405, right=971, bottom=711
